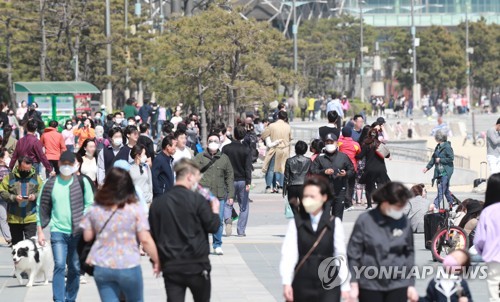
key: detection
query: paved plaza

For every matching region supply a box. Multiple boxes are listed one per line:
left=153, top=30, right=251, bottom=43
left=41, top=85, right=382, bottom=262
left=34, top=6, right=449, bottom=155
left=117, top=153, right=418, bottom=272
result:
left=0, top=176, right=489, bottom=301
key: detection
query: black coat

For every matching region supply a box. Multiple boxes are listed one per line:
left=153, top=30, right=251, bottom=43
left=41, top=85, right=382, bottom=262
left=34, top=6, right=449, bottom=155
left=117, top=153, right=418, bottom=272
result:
left=310, top=150, right=354, bottom=193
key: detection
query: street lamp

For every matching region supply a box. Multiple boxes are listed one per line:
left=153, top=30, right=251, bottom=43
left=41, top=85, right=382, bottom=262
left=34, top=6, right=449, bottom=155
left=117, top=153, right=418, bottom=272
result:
left=105, top=0, right=113, bottom=111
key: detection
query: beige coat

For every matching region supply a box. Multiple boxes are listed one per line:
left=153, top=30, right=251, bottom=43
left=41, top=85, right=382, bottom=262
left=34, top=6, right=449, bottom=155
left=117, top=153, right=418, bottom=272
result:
left=261, top=120, right=291, bottom=174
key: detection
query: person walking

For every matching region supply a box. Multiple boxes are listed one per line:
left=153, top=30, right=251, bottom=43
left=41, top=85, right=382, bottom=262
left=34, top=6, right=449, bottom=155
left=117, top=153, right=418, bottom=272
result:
left=80, top=166, right=160, bottom=302
left=194, top=133, right=234, bottom=255
left=423, top=130, right=455, bottom=209
left=152, top=135, right=177, bottom=198
left=40, top=120, right=67, bottom=175
left=0, top=156, right=42, bottom=245
left=62, top=120, right=76, bottom=153
left=173, top=129, right=193, bottom=164
left=261, top=111, right=291, bottom=194
left=280, top=176, right=350, bottom=302
left=97, top=127, right=130, bottom=187
left=474, top=173, right=500, bottom=302
left=221, top=125, right=252, bottom=237
left=351, top=114, right=364, bottom=142
left=310, top=134, right=354, bottom=220
left=123, top=98, right=138, bottom=120
left=355, top=128, right=391, bottom=210
left=318, top=111, right=341, bottom=141
left=0, top=149, right=11, bottom=246
left=283, top=140, right=311, bottom=213
left=486, top=118, right=500, bottom=175
left=130, top=145, right=153, bottom=205
left=347, top=182, right=418, bottom=302
left=338, top=127, right=361, bottom=211
left=307, top=96, right=315, bottom=121
left=137, top=123, right=155, bottom=161
left=37, top=151, right=95, bottom=302
left=10, top=120, right=53, bottom=175
left=76, top=139, right=98, bottom=185
left=149, top=158, right=220, bottom=302
left=73, top=118, right=95, bottom=149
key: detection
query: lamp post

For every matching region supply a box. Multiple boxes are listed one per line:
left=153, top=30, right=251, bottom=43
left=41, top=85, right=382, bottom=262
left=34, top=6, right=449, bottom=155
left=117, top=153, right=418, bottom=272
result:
left=292, top=0, right=298, bottom=105
left=359, top=0, right=365, bottom=103
left=410, top=0, right=418, bottom=109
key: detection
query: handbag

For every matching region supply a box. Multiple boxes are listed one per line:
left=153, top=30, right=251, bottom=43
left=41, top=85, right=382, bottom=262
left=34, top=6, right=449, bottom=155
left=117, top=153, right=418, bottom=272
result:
left=77, top=208, right=118, bottom=276
left=284, top=197, right=294, bottom=219
left=375, top=143, right=390, bottom=159
left=294, top=216, right=335, bottom=276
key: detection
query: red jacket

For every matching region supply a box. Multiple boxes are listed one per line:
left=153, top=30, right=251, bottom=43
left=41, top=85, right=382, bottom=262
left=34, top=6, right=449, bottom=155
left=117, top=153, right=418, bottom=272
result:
left=338, top=136, right=361, bottom=171
left=40, top=127, right=67, bottom=161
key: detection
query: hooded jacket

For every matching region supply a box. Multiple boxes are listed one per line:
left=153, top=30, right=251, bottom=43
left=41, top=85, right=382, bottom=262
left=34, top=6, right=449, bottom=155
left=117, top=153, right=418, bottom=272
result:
left=426, top=141, right=454, bottom=186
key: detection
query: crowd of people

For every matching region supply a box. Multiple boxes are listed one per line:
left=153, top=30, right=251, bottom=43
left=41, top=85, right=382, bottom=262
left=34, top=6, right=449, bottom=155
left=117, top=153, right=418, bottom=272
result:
left=0, top=95, right=498, bottom=302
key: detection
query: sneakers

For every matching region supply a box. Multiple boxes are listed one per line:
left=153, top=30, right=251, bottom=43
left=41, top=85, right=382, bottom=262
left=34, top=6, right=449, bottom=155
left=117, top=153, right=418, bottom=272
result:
left=224, top=218, right=232, bottom=237
left=236, top=234, right=246, bottom=237
left=345, top=206, right=354, bottom=212
left=265, top=187, right=273, bottom=194
left=80, top=275, right=88, bottom=284
left=365, top=206, right=373, bottom=210
left=214, top=247, right=224, bottom=255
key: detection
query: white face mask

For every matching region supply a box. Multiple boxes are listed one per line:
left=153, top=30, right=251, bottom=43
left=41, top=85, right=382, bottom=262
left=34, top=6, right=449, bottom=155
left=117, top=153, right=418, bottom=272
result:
left=66, top=124, right=72, bottom=130
left=385, top=206, right=405, bottom=220
left=325, top=144, right=337, bottom=153
left=60, top=165, right=74, bottom=176
left=115, top=118, right=123, bottom=124
left=226, top=132, right=231, bottom=137
left=140, top=155, right=147, bottom=164
left=301, top=197, right=324, bottom=214
left=128, top=121, right=135, bottom=126
left=4, top=157, right=11, bottom=167
left=208, top=142, right=220, bottom=152
left=113, top=138, right=123, bottom=147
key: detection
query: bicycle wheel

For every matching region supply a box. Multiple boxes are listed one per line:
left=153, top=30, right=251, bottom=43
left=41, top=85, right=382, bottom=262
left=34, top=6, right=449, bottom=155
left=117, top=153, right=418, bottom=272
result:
left=431, top=226, right=470, bottom=262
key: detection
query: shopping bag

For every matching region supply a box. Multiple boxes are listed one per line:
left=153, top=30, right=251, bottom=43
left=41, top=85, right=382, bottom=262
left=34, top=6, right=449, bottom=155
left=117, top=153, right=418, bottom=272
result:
left=284, top=196, right=294, bottom=219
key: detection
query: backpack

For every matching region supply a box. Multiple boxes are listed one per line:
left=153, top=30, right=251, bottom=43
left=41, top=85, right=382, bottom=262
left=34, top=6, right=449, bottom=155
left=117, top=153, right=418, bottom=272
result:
left=243, top=132, right=259, bottom=163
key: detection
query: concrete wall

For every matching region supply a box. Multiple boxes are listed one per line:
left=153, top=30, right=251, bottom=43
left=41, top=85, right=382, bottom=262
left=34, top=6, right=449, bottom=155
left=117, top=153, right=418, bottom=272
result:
left=387, top=160, right=477, bottom=186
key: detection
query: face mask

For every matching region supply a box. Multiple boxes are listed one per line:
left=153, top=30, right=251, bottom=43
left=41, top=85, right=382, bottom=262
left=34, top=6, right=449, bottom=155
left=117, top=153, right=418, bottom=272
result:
left=4, top=157, right=11, bottom=167
left=208, top=142, right=219, bottom=152
left=385, top=206, right=404, bottom=220
left=443, top=254, right=461, bottom=273
left=302, top=197, right=324, bottom=214
left=226, top=132, right=231, bottom=137
left=19, top=170, right=30, bottom=178
left=113, top=138, right=123, bottom=147
left=140, top=155, right=148, bottom=164
left=59, top=165, right=74, bottom=176
left=325, top=144, right=337, bottom=153
left=115, top=118, right=123, bottom=124
left=66, top=124, right=72, bottom=130
left=128, top=121, right=135, bottom=126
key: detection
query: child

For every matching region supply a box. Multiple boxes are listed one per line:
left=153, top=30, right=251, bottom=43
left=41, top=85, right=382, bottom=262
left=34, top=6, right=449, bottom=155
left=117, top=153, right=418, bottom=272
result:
left=420, top=249, right=473, bottom=302
left=309, top=138, right=324, bottom=162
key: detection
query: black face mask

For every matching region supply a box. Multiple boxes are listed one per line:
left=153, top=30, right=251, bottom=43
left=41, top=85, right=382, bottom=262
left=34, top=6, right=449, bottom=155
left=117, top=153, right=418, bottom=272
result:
left=19, top=170, right=30, bottom=178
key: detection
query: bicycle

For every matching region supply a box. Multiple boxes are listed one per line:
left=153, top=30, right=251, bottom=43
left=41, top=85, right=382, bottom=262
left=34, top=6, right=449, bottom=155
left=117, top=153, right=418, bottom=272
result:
left=430, top=205, right=469, bottom=262
left=462, top=132, right=486, bottom=147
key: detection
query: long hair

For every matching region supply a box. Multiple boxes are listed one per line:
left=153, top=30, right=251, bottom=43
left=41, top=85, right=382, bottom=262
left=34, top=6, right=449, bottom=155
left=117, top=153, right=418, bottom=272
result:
left=2, top=125, right=12, bottom=147
left=76, top=138, right=96, bottom=159
left=362, top=128, right=380, bottom=148
left=358, top=125, right=371, bottom=146
left=95, top=167, right=137, bottom=208
left=484, top=173, right=500, bottom=209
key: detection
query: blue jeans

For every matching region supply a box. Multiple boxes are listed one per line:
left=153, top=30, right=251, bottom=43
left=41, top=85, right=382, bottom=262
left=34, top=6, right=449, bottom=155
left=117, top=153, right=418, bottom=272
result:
left=212, top=200, right=226, bottom=249
left=157, top=120, right=165, bottom=141
left=265, top=155, right=283, bottom=188
left=94, top=265, right=144, bottom=302
left=66, top=145, right=75, bottom=153
left=434, top=175, right=454, bottom=209
left=50, top=232, right=81, bottom=302
left=224, top=181, right=250, bottom=235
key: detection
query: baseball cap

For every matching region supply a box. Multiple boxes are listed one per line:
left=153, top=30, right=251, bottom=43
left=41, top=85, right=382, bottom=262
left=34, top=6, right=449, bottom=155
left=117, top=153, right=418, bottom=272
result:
left=324, top=133, right=338, bottom=142
left=60, top=151, right=76, bottom=163
left=376, top=117, right=386, bottom=124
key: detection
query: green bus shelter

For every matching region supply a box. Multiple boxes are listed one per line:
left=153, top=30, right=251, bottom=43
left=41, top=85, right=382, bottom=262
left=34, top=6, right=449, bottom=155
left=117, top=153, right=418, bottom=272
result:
left=14, top=81, right=100, bottom=126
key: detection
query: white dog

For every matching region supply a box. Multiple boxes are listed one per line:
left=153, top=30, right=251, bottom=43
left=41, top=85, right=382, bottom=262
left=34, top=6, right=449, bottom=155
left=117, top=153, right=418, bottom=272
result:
left=12, top=237, right=53, bottom=287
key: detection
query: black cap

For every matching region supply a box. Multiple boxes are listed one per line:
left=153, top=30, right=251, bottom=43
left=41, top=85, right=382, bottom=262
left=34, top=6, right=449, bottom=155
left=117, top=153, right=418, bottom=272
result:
left=324, top=133, right=338, bottom=142
left=376, top=117, right=386, bottom=124
left=60, top=151, right=76, bottom=163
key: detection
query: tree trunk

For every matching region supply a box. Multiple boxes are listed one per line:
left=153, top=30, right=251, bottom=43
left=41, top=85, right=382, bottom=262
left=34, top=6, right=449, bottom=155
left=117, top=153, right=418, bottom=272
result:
left=5, top=18, right=14, bottom=107
left=39, top=0, right=47, bottom=80
left=198, top=73, right=208, bottom=148
left=227, top=86, right=235, bottom=128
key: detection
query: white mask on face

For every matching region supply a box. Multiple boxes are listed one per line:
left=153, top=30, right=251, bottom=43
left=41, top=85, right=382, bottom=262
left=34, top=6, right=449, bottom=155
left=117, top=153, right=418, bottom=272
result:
left=66, top=124, right=72, bottom=130
left=385, top=206, right=405, bottom=220
left=4, top=157, right=11, bottom=167
left=115, top=118, right=123, bottom=124
left=140, top=155, right=147, bottom=164
left=301, top=197, right=324, bottom=214
left=113, top=138, right=123, bottom=147
left=208, top=142, right=219, bottom=152
left=60, top=165, right=74, bottom=176
left=325, top=144, right=337, bottom=153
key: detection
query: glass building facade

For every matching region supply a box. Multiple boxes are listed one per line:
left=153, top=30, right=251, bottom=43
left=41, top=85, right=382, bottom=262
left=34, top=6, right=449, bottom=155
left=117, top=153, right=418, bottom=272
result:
left=342, top=0, right=500, bottom=26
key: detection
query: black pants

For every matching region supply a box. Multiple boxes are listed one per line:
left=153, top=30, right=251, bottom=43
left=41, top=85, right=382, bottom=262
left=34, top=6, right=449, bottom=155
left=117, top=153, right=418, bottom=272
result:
left=364, top=171, right=390, bottom=207
left=359, top=287, right=407, bottom=302
left=301, top=108, right=307, bottom=121
left=164, top=272, right=211, bottom=302
left=331, top=188, right=346, bottom=221
left=287, top=185, right=303, bottom=214
left=49, top=160, right=60, bottom=175
left=344, top=176, right=355, bottom=209
left=9, top=222, right=37, bottom=245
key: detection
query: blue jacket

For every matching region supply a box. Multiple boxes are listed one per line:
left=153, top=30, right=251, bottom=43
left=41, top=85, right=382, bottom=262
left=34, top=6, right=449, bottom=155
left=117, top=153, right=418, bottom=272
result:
left=152, top=151, right=174, bottom=198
